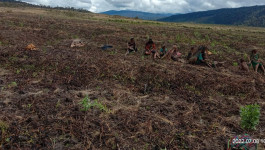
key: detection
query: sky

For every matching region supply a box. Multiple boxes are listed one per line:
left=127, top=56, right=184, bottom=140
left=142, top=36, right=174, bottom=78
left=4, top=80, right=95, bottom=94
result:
left=20, top=0, right=265, bottom=14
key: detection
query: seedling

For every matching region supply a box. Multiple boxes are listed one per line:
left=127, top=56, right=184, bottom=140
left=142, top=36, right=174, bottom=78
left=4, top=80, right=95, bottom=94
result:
left=79, top=95, right=93, bottom=111
left=79, top=95, right=109, bottom=112
left=0, top=120, right=9, bottom=145
left=8, top=82, right=17, bottom=88
left=56, top=100, right=61, bottom=108
left=16, top=69, right=21, bottom=74
left=0, top=121, right=8, bottom=134
left=232, top=62, right=238, bottom=66
left=240, top=104, right=260, bottom=130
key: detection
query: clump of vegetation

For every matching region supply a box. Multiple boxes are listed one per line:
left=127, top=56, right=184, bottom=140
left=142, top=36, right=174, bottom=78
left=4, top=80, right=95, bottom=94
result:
left=0, top=120, right=9, bottom=145
left=0, top=120, right=8, bottom=134
left=232, top=62, right=238, bottom=66
left=240, top=104, right=260, bottom=130
left=8, top=81, right=17, bottom=88
left=79, top=95, right=109, bottom=112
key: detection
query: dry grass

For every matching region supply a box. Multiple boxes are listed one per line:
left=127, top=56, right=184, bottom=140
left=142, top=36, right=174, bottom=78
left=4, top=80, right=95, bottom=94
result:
left=0, top=5, right=265, bottom=150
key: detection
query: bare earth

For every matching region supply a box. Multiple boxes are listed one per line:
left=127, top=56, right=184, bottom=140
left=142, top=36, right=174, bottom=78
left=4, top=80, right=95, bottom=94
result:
left=0, top=5, right=265, bottom=150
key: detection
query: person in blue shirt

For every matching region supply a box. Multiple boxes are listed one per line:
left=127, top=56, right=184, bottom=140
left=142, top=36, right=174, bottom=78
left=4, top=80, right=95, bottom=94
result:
left=196, top=46, right=212, bottom=67
left=159, top=45, right=168, bottom=57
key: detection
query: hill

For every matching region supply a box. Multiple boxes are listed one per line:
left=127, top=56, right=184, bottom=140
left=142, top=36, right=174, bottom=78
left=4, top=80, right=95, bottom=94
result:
left=0, top=0, right=90, bottom=12
left=159, top=5, right=265, bottom=27
left=0, top=3, right=265, bottom=150
left=102, top=10, right=174, bottom=20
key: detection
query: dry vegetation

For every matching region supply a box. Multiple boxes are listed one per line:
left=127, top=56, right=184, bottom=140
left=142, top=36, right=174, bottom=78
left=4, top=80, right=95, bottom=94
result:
left=0, top=4, right=265, bottom=149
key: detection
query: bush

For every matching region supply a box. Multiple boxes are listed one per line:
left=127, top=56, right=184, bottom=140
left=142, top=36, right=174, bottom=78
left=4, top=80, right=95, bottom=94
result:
left=240, top=104, right=260, bottom=130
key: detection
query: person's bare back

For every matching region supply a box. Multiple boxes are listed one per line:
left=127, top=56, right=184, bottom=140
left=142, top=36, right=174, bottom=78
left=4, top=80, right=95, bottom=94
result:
left=240, top=59, right=249, bottom=72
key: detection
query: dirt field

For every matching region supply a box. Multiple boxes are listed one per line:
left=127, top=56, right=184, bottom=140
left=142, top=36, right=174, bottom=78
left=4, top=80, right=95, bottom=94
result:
left=1, top=4, right=265, bottom=150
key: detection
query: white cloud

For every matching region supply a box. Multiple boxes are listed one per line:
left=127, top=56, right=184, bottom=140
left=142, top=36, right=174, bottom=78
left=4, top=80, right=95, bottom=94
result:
left=20, top=0, right=265, bottom=13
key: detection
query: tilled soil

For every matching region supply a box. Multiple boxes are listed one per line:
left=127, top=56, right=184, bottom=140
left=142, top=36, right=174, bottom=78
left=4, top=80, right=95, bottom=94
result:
left=0, top=6, right=265, bottom=150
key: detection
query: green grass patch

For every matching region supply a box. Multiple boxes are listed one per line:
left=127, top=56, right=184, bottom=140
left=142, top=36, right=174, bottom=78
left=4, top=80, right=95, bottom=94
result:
left=79, top=95, right=109, bottom=112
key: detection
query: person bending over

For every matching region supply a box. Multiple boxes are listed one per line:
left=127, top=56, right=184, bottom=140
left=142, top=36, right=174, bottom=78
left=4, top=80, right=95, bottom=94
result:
left=126, top=38, right=137, bottom=55
left=196, top=46, right=212, bottom=67
left=239, top=59, right=249, bottom=72
left=145, top=39, right=156, bottom=55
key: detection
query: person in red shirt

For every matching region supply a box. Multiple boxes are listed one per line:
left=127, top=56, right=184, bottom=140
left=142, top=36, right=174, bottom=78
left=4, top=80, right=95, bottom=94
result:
left=145, top=39, right=159, bottom=59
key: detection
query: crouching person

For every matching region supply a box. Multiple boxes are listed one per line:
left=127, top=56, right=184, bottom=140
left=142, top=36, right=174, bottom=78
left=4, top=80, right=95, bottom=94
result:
left=126, top=38, right=137, bottom=55
left=195, top=46, right=212, bottom=67
left=239, top=59, right=249, bottom=72
left=145, top=39, right=160, bottom=59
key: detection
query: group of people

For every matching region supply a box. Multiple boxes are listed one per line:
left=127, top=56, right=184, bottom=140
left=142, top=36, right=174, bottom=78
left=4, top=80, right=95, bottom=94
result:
left=127, top=38, right=182, bottom=61
left=126, top=38, right=265, bottom=75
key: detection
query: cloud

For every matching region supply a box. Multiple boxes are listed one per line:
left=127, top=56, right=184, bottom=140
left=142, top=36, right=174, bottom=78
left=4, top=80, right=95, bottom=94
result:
left=20, top=0, right=265, bottom=13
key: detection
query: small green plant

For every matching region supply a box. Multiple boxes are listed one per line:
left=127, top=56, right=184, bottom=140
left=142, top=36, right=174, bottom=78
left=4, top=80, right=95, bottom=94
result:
left=32, top=72, right=38, bottom=77
left=0, top=120, right=9, bottom=145
left=79, top=96, right=109, bottom=112
left=191, top=39, right=196, bottom=45
left=243, top=53, right=249, bottom=60
left=79, top=95, right=92, bottom=111
left=19, top=22, right=24, bottom=27
left=109, top=50, right=117, bottom=55
left=27, top=104, right=32, bottom=109
left=232, top=62, right=238, bottom=66
left=240, top=104, right=260, bottom=130
left=16, top=69, right=21, bottom=74
left=8, top=82, right=17, bottom=88
left=185, top=84, right=201, bottom=96
left=56, top=100, right=61, bottom=108
left=176, top=34, right=182, bottom=42
left=194, top=31, right=201, bottom=38
left=211, top=49, right=217, bottom=55
left=0, top=121, right=8, bottom=134
left=211, top=41, right=216, bottom=47
left=168, top=39, right=174, bottom=43
left=72, top=35, right=79, bottom=39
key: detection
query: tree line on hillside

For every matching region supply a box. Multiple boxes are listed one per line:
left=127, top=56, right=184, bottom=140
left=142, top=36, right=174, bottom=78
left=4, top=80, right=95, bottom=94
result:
left=159, top=5, right=265, bottom=27
left=0, top=0, right=90, bottom=13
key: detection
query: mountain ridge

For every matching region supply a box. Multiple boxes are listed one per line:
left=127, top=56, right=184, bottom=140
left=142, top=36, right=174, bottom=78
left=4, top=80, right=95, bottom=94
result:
left=102, top=10, right=176, bottom=20
left=158, top=5, right=265, bottom=27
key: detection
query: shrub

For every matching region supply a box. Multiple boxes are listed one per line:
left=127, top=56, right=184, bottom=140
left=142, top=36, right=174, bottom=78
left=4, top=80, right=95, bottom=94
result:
left=240, top=104, right=260, bottom=130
